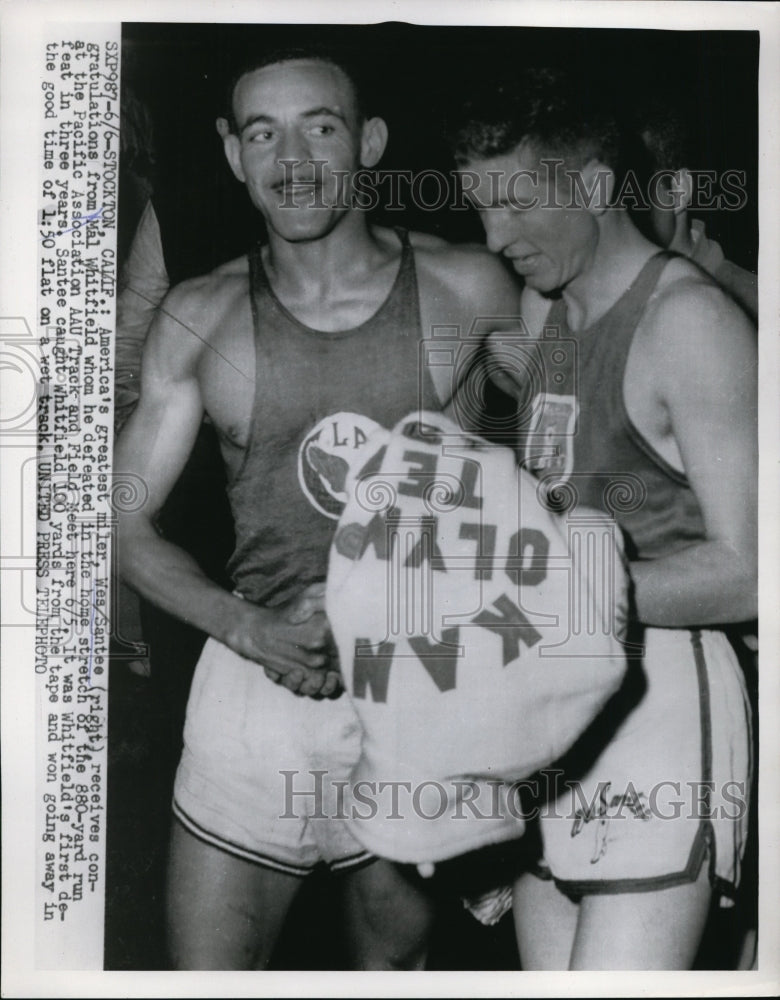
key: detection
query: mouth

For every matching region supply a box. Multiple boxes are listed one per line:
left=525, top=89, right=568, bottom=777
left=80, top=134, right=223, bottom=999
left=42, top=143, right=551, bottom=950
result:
left=272, top=181, right=322, bottom=200
left=507, top=252, right=541, bottom=274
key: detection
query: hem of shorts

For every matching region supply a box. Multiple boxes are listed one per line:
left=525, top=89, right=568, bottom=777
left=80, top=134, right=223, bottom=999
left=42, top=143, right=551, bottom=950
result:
left=547, top=820, right=713, bottom=896
left=173, top=801, right=376, bottom=876
left=532, top=629, right=740, bottom=899
left=173, top=802, right=314, bottom=877
left=329, top=851, right=378, bottom=874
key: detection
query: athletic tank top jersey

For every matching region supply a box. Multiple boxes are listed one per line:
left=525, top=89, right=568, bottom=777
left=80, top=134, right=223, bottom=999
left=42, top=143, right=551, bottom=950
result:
left=520, top=251, right=706, bottom=560
left=226, top=229, right=439, bottom=607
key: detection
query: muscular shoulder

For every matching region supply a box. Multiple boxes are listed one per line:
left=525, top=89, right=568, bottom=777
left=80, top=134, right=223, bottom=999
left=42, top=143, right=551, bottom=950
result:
left=144, top=255, right=250, bottom=377
left=647, top=255, right=755, bottom=342
left=162, top=254, right=249, bottom=331
left=409, top=232, right=522, bottom=314
left=641, top=255, right=756, bottom=392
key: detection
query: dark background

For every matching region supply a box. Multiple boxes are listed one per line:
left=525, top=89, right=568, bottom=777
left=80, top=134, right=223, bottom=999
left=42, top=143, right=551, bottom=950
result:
left=107, top=21, right=759, bottom=972
left=119, top=22, right=759, bottom=281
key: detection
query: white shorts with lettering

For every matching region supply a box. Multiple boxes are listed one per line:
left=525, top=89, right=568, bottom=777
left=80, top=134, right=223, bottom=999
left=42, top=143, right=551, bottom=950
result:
left=173, top=637, right=374, bottom=877
left=535, top=627, right=752, bottom=898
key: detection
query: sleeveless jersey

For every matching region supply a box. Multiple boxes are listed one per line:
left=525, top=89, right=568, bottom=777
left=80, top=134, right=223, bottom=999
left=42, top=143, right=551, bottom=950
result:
left=226, top=229, right=439, bottom=607
left=520, top=251, right=706, bottom=560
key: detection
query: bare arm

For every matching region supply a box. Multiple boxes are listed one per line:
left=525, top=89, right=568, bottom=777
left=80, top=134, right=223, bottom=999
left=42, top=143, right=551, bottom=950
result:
left=629, top=282, right=757, bottom=626
left=415, top=242, right=524, bottom=425
left=114, top=283, right=337, bottom=695
left=489, top=282, right=757, bottom=627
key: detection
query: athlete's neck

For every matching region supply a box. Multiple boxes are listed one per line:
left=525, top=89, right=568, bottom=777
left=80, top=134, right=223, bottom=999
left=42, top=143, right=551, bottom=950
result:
left=263, top=212, right=393, bottom=300
left=561, top=212, right=660, bottom=332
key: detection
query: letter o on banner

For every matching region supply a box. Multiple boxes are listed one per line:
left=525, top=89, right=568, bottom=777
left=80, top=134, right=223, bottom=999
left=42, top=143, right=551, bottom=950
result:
left=412, top=780, right=448, bottom=820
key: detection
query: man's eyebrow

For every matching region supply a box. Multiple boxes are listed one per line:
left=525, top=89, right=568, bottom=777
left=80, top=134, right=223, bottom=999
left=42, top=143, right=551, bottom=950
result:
left=239, top=106, right=348, bottom=136
left=301, top=106, right=348, bottom=125
left=239, top=113, right=276, bottom=136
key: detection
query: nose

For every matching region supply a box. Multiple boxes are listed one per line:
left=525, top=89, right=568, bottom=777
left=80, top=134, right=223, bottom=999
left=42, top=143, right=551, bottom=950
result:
left=276, top=127, right=311, bottom=170
left=481, top=209, right=515, bottom=256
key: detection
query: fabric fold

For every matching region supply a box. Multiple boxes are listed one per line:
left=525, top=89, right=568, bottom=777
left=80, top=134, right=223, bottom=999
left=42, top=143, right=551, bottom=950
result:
left=327, top=411, right=629, bottom=864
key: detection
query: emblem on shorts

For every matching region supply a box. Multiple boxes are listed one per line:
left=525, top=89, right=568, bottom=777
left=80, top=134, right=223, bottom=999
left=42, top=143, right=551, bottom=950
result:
left=570, top=781, right=651, bottom=864
left=298, top=412, right=382, bottom=519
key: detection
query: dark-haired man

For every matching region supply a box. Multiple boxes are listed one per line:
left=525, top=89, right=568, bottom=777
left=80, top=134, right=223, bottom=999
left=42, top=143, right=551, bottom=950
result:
left=633, top=101, right=757, bottom=322
left=115, top=51, right=522, bottom=970
left=451, top=72, right=756, bottom=969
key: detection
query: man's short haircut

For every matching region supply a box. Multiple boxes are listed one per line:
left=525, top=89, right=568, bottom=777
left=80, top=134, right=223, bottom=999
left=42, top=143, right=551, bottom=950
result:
left=632, top=98, right=694, bottom=174
left=224, top=44, right=372, bottom=134
left=449, top=68, right=629, bottom=182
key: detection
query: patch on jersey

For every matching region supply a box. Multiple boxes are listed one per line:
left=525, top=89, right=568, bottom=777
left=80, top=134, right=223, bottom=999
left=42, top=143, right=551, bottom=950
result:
left=298, top=412, right=383, bottom=519
left=523, top=393, right=578, bottom=485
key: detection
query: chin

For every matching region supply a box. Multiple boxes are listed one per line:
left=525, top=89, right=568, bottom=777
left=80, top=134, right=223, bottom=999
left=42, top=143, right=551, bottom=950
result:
left=268, top=213, right=340, bottom=243
left=523, top=272, right=557, bottom=295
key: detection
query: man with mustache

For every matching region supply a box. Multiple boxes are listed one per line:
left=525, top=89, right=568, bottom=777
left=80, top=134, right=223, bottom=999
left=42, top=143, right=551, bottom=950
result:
left=450, top=70, right=756, bottom=969
left=115, top=48, right=522, bottom=970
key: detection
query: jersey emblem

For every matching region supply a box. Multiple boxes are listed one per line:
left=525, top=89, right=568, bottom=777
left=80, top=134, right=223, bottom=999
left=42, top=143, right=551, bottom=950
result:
left=523, top=392, right=578, bottom=484
left=298, top=412, right=382, bottom=519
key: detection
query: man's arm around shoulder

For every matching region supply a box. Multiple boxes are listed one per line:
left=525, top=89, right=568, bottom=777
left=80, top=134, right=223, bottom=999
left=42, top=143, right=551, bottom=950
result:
left=415, top=237, right=524, bottom=319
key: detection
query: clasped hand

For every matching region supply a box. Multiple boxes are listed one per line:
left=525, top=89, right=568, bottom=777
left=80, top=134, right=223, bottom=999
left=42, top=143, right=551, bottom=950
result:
left=225, top=582, right=341, bottom=697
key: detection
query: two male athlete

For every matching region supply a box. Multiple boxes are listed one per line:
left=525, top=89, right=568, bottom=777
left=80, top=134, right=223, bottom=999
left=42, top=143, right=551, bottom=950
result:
left=115, top=49, right=523, bottom=970
left=451, top=71, right=756, bottom=969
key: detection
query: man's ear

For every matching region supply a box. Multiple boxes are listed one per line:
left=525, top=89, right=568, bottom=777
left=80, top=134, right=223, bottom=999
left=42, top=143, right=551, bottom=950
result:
left=360, top=116, right=388, bottom=168
left=217, top=117, right=246, bottom=183
left=577, top=159, right=615, bottom=216
left=669, top=168, right=693, bottom=214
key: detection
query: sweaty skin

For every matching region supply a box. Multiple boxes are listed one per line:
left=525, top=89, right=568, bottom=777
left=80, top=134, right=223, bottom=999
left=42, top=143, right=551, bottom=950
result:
left=116, top=58, right=523, bottom=696
left=115, top=58, right=525, bottom=972
left=465, top=148, right=757, bottom=629
left=462, top=138, right=756, bottom=972
left=115, top=228, right=522, bottom=692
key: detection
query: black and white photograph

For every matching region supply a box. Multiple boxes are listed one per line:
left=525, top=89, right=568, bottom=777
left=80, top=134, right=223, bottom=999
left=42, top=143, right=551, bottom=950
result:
left=1, top=1, right=778, bottom=995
